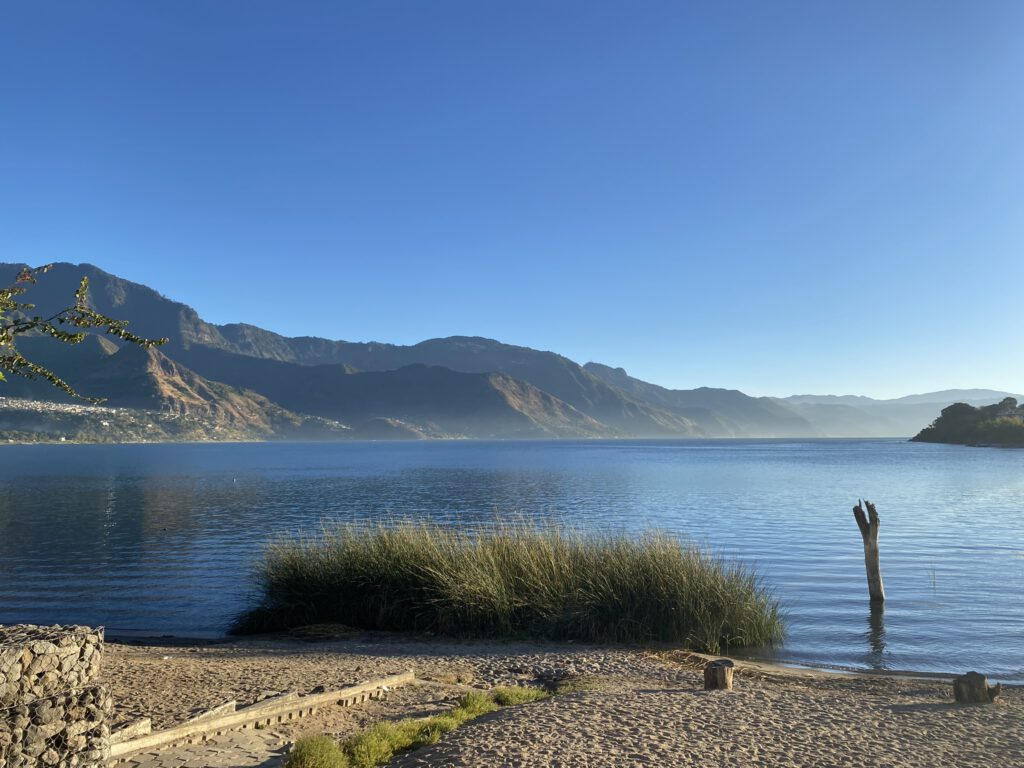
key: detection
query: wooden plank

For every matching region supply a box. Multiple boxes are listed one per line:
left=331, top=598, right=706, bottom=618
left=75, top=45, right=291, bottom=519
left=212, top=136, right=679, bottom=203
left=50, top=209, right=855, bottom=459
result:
left=110, top=717, right=152, bottom=744
left=186, top=700, right=237, bottom=723
left=110, top=670, right=414, bottom=758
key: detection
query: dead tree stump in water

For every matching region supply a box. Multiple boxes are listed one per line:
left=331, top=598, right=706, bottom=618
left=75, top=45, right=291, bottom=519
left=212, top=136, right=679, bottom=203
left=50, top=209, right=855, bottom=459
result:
left=704, top=659, right=735, bottom=691
left=953, top=672, right=1002, bottom=703
left=853, top=499, right=885, bottom=603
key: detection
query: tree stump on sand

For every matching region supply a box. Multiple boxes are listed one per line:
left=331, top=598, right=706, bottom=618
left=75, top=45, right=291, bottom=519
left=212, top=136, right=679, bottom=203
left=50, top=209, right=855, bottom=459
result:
left=853, top=499, right=885, bottom=603
left=953, top=672, right=1001, bottom=704
left=704, top=659, right=735, bottom=691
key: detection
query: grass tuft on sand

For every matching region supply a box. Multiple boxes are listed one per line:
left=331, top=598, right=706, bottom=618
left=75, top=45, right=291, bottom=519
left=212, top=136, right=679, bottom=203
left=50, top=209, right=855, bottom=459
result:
left=234, top=520, right=782, bottom=652
left=284, top=734, right=347, bottom=768
left=286, top=687, right=544, bottom=768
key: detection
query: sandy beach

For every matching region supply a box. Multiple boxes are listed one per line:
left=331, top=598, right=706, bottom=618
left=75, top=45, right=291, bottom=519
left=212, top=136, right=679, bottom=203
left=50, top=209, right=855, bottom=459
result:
left=101, top=630, right=1023, bottom=767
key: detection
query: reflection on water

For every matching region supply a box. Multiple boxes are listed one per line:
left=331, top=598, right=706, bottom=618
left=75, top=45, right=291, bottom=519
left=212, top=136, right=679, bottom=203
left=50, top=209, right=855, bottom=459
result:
left=865, top=605, right=886, bottom=668
left=1, top=439, right=1023, bottom=682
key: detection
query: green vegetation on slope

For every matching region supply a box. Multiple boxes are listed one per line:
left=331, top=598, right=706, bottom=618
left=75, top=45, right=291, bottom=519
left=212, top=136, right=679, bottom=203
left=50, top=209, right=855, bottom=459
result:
left=234, top=520, right=782, bottom=652
left=912, top=398, right=1024, bottom=447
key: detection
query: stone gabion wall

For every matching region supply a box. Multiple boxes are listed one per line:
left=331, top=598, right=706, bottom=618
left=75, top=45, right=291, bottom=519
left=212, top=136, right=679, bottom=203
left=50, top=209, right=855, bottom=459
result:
left=1, top=625, right=110, bottom=768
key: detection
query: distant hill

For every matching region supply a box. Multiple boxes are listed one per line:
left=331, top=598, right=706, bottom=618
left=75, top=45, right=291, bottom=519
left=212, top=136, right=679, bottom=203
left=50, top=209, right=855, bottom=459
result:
left=891, top=389, right=1024, bottom=405
left=3, top=335, right=607, bottom=440
left=0, top=262, right=1015, bottom=442
left=776, top=390, right=1024, bottom=437
left=183, top=358, right=610, bottom=439
left=172, top=336, right=702, bottom=438
left=0, top=263, right=701, bottom=438
left=583, top=363, right=820, bottom=437
left=783, top=394, right=884, bottom=406
left=912, top=398, right=1024, bottom=447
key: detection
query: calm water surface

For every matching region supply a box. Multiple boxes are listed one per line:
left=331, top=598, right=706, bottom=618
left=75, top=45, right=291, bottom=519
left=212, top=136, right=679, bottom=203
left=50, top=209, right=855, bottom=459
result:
left=1, top=440, right=1022, bottom=681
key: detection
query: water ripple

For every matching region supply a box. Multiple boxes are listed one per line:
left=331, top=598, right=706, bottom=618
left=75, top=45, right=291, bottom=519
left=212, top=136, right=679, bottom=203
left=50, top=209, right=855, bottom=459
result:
left=0, top=439, right=1022, bottom=681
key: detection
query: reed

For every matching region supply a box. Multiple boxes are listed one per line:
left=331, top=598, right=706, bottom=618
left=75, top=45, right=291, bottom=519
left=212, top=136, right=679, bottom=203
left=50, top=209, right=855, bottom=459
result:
left=233, top=519, right=782, bottom=652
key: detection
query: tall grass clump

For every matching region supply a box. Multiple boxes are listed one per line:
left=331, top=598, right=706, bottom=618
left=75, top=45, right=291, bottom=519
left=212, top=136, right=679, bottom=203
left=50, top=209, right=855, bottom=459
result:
left=233, top=520, right=782, bottom=652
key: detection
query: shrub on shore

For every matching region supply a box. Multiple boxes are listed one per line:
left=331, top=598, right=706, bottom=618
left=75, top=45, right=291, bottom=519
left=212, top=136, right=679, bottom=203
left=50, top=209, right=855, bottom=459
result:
left=285, top=734, right=347, bottom=768
left=234, top=520, right=782, bottom=652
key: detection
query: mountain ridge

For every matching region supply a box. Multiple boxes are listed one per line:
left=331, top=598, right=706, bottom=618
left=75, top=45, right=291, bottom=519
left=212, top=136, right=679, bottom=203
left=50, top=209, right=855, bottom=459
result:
left=0, top=263, right=704, bottom=438
left=0, top=262, right=1015, bottom=441
left=775, top=389, right=1023, bottom=437
left=582, top=362, right=820, bottom=438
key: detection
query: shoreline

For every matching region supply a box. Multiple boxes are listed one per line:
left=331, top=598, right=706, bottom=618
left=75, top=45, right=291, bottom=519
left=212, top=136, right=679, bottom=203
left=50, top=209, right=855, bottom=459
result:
left=0, top=435, right=919, bottom=446
left=100, top=630, right=1024, bottom=767
left=104, top=630, right=1021, bottom=688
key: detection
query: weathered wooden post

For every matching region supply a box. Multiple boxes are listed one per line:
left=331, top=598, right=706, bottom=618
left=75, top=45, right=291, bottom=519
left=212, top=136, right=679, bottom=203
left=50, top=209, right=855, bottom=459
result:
left=953, top=672, right=1001, bottom=703
left=703, top=659, right=734, bottom=691
left=853, top=499, right=885, bottom=603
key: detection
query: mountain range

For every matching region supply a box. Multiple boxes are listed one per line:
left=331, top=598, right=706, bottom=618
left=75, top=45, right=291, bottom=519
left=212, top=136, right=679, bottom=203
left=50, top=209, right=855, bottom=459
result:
left=0, top=262, right=1018, bottom=442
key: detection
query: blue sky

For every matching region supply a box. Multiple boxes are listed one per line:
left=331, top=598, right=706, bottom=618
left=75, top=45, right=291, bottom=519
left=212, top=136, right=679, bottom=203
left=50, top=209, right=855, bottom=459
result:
left=2, top=2, right=1021, bottom=398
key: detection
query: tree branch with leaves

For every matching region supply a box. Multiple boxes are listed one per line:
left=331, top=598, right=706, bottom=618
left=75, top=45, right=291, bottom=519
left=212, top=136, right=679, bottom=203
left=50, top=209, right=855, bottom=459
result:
left=0, top=265, right=168, bottom=403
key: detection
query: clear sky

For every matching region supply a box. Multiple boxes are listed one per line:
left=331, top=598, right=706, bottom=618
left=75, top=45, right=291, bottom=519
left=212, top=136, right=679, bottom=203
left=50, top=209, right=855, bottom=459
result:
left=2, top=2, right=1021, bottom=398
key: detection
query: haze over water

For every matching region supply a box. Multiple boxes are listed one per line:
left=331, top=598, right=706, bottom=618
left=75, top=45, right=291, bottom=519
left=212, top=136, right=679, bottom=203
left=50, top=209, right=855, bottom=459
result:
left=1, top=439, right=1022, bottom=682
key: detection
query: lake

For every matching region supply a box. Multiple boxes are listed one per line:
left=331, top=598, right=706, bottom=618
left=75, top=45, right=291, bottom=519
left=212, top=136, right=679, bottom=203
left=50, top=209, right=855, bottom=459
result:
left=1, top=439, right=1022, bottom=682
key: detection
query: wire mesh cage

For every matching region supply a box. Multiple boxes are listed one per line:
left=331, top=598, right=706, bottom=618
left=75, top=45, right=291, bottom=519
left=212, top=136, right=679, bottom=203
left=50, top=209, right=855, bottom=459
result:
left=1, top=625, right=110, bottom=768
